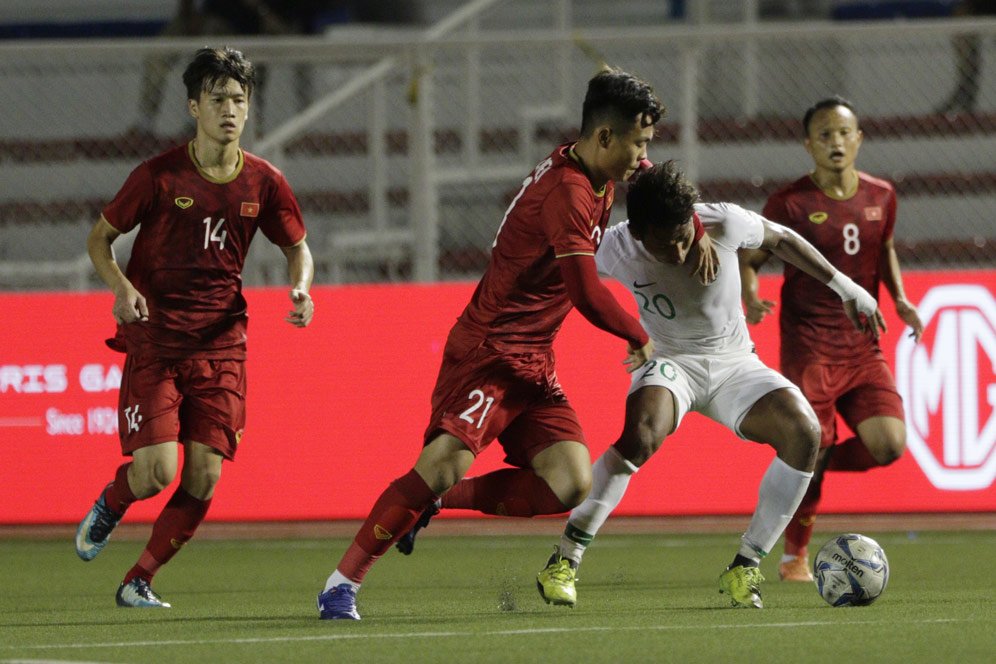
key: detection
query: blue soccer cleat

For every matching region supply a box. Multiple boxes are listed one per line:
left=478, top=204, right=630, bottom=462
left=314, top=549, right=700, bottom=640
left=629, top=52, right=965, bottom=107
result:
left=75, top=485, right=122, bottom=561
left=116, top=578, right=171, bottom=608
left=318, top=584, right=361, bottom=620
left=395, top=500, right=441, bottom=556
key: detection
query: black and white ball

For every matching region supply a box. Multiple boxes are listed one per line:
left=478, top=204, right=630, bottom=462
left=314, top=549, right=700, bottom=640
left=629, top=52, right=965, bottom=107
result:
left=813, top=533, right=889, bottom=607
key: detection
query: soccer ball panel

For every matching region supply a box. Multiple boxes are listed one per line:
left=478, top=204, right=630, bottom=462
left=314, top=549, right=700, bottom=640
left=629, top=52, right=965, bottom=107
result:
left=813, top=533, right=889, bottom=607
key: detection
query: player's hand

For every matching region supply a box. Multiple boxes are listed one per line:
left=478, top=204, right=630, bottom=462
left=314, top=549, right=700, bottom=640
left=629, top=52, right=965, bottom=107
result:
left=285, top=288, right=314, bottom=327
left=690, top=231, right=718, bottom=285
left=743, top=296, right=775, bottom=324
left=843, top=299, right=887, bottom=341
left=623, top=338, right=655, bottom=373
left=112, top=282, right=148, bottom=324
left=895, top=299, right=924, bottom=343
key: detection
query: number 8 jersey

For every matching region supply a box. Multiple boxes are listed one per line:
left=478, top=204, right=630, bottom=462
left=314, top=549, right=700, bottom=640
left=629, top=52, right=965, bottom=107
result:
left=101, top=142, right=306, bottom=359
left=763, top=172, right=896, bottom=365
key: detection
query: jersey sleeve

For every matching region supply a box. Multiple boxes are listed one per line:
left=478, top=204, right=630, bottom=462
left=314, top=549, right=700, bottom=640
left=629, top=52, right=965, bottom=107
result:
left=540, top=181, right=599, bottom=257
left=883, top=187, right=897, bottom=241
left=594, top=224, right=626, bottom=279
left=723, top=203, right=765, bottom=250
left=259, top=172, right=307, bottom=247
left=102, top=162, right=156, bottom=233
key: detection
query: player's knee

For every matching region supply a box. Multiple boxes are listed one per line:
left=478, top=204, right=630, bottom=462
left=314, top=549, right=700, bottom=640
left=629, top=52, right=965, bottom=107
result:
left=558, top=473, right=591, bottom=510
left=783, top=410, right=821, bottom=471
left=132, top=458, right=177, bottom=496
left=618, top=419, right=666, bottom=467
left=871, top=432, right=906, bottom=466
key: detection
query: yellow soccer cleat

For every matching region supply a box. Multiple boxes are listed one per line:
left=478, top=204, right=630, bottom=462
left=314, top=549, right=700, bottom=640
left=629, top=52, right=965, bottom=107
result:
left=719, top=565, right=765, bottom=608
left=536, top=551, right=578, bottom=608
left=778, top=555, right=814, bottom=582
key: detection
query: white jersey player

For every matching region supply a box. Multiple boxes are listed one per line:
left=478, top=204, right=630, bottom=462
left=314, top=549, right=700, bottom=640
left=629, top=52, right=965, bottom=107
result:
left=535, top=161, right=884, bottom=610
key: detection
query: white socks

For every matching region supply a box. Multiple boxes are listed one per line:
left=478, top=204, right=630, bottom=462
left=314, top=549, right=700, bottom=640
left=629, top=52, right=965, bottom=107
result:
left=324, top=570, right=360, bottom=593
left=559, top=445, right=640, bottom=563
left=739, top=456, right=813, bottom=562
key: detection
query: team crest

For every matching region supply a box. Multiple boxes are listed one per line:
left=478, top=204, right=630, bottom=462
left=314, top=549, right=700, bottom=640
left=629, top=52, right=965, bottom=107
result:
left=865, top=206, right=883, bottom=221
left=373, top=524, right=393, bottom=540
left=808, top=211, right=828, bottom=224
left=240, top=201, right=260, bottom=217
left=174, top=197, right=194, bottom=209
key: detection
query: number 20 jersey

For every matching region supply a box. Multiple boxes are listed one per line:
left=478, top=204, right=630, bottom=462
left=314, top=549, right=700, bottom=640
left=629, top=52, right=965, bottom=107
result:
left=102, top=142, right=306, bottom=359
left=763, top=172, right=896, bottom=365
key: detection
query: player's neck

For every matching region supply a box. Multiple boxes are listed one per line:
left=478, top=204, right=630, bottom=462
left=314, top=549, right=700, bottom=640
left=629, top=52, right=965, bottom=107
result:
left=811, top=167, right=859, bottom=200
left=191, top=136, right=241, bottom=179
left=570, top=140, right=609, bottom=190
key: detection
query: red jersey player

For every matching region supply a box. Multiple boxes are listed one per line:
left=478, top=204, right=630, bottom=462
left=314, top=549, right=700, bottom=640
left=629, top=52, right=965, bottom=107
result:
left=75, top=47, right=315, bottom=608
left=317, top=68, right=717, bottom=620
left=739, top=96, right=924, bottom=582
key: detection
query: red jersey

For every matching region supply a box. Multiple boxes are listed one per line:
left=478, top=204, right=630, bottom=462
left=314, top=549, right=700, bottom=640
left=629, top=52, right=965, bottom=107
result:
left=102, top=142, right=306, bottom=359
left=452, top=144, right=614, bottom=351
left=763, top=172, right=896, bottom=365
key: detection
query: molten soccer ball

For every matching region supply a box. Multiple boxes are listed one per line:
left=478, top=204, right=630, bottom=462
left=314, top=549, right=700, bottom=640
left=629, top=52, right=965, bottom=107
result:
left=813, top=533, right=889, bottom=607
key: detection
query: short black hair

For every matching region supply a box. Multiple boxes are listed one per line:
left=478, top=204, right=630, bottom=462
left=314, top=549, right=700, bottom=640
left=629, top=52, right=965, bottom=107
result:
left=802, top=95, right=857, bottom=136
left=625, top=160, right=699, bottom=238
left=580, top=68, right=664, bottom=137
left=182, top=47, right=256, bottom=101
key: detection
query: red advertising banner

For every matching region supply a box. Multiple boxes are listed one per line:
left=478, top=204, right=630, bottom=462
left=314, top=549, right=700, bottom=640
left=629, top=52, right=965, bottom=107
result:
left=1, top=270, right=993, bottom=523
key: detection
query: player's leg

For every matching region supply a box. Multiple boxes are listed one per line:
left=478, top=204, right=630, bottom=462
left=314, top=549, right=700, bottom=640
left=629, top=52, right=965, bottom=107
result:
left=319, top=432, right=468, bottom=619
left=537, top=386, right=676, bottom=607
left=718, top=385, right=817, bottom=607
left=777, top=362, right=838, bottom=581
left=76, top=355, right=181, bottom=563
left=828, top=359, right=907, bottom=471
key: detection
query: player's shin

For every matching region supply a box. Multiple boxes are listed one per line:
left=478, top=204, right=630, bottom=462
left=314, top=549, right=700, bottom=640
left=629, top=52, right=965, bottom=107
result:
left=559, top=446, right=639, bottom=563
left=738, top=457, right=813, bottom=564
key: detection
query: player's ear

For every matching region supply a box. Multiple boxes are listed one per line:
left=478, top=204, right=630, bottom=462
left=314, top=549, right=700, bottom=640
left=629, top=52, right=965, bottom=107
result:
left=597, top=126, right=612, bottom=149
left=188, top=98, right=199, bottom=120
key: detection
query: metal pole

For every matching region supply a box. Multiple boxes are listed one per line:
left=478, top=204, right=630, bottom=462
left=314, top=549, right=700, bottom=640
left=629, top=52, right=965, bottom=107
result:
left=411, top=46, right=439, bottom=282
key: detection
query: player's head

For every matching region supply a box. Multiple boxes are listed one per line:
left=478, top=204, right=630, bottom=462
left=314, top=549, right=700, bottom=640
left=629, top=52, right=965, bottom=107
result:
left=578, top=68, right=664, bottom=182
left=184, top=47, right=255, bottom=144
left=803, top=96, right=863, bottom=174
left=625, top=160, right=700, bottom=265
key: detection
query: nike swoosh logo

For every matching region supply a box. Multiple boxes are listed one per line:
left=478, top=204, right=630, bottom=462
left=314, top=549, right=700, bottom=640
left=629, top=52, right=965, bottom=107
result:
left=633, top=281, right=657, bottom=288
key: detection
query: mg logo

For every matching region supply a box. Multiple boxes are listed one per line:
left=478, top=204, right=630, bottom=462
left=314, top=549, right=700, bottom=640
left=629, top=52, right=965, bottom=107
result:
left=895, top=285, right=996, bottom=490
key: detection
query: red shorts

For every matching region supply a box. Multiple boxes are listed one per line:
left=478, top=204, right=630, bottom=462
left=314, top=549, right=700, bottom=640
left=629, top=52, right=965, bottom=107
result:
left=782, top=356, right=904, bottom=449
left=424, top=338, right=585, bottom=468
left=117, top=355, right=246, bottom=460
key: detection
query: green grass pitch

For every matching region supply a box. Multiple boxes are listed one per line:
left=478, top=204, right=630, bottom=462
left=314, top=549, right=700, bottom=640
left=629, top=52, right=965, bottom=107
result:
left=1, top=527, right=993, bottom=663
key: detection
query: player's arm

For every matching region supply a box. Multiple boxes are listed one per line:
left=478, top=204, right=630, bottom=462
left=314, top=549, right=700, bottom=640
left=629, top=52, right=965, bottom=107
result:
left=558, top=254, right=654, bottom=372
left=879, top=236, right=923, bottom=342
left=280, top=238, right=315, bottom=328
left=87, top=215, right=148, bottom=324
left=758, top=218, right=886, bottom=339
left=738, top=247, right=775, bottom=324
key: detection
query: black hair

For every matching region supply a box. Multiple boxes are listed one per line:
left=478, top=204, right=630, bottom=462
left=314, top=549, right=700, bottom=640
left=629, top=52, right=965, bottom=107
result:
left=802, top=95, right=857, bottom=136
left=580, top=68, right=664, bottom=137
left=625, top=160, right=699, bottom=238
left=182, top=47, right=256, bottom=101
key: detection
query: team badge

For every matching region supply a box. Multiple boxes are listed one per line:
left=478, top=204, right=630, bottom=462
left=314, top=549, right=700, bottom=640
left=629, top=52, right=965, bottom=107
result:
left=174, top=197, right=194, bottom=209
left=373, top=524, right=393, bottom=540
left=865, top=206, right=883, bottom=221
left=240, top=201, right=260, bottom=217
left=808, top=211, right=828, bottom=224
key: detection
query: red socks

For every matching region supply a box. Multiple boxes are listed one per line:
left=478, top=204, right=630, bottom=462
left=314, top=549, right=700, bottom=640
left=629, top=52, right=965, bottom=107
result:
left=124, top=487, right=211, bottom=584
left=337, top=470, right=438, bottom=584
left=441, top=468, right=567, bottom=517
left=103, top=463, right=137, bottom=515
left=784, top=471, right=822, bottom=556
left=826, top=436, right=883, bottom=471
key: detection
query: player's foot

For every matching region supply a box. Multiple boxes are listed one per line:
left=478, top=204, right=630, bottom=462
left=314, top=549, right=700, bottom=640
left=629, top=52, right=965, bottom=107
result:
left=318, top=584, right=361, bottom=620
left=116, top=579, right=171, bottom=608
left=395, top=500, right=441, bottom=556
left=75, top=485, right=122, bottom=561
left=779, top=555, right=814, bottom=582
left=719, top=564, right=765, bottom=608
left=536, top=549, right=578, bottom=607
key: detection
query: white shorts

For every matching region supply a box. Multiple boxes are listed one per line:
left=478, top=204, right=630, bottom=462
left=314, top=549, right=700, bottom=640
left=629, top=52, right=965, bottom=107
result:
left=627, top=347, right=799, bottom=438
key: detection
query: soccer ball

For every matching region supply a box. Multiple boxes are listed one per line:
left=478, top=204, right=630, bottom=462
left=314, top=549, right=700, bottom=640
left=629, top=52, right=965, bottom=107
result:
left=813, top=533, right=889, bottom=607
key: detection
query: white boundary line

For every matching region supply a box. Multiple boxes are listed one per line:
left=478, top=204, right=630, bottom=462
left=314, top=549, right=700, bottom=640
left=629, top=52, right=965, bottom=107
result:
left=3, top=618, right=967, bottom=652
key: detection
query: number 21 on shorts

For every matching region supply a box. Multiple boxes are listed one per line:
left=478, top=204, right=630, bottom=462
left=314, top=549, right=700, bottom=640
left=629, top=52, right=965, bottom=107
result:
left=459, top=389, right=495, bottom=429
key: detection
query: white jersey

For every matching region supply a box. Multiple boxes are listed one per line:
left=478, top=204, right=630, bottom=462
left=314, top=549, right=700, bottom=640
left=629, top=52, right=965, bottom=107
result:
left=596, top=202, right=765, bottom=356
